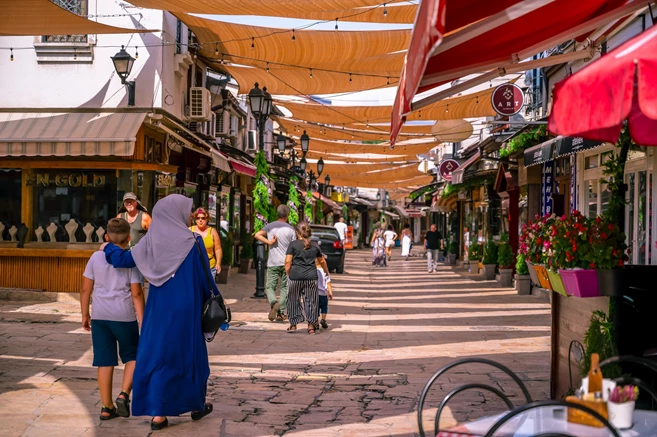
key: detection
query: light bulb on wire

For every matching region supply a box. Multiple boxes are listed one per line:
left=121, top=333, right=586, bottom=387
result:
left=251, top=37, right=255, bottom=49
left=335, top=18, right=339, bottom=30
left=292, top=29, right=296, bottom=41
left=309, top=69, right=313, bottom=78
left=135, top=46, right=139, bottom=59
left=349, top=73, right=352, bottom=83
left=214, top=43, right=219, bottom=56
left=383, top=3, right=388, bottom=17
left=10, top=48, right=14, bottom=61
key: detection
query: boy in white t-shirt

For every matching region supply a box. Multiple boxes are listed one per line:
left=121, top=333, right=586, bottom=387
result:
left=315, top=257, right=333, bottom=329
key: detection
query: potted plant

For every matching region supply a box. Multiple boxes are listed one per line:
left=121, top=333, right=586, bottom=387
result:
left=468, top=243, right=482, bottom=273
left=519, top=222, right=542, bottom=288
left=607, top=385, right=639, bottom=429
left=448, top=239, right=458, bottom=265
left=482, top=238, right=498, bottom=281
left=217, top=231, right=233, bottom=284
left=526, top=215, right=556, bottom=291
left=239, top=236, right=253, bottom=274
left=515, top=253, right=531, bottom=295
left=590, top=217, right=630, bottom=296
left=497, top=233, right=514, bottom=287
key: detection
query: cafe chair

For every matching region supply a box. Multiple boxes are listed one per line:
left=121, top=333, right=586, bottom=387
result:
left=418, top=358, right=533, bottom=437
left=567, top=340, right=585, bottom=393
left=483, top=400, right=620, bottom=437
left=600, top=355, right=657, bottom=404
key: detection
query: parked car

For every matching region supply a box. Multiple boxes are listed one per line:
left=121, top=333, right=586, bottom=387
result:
left=310, top=224, right=345, bottom=274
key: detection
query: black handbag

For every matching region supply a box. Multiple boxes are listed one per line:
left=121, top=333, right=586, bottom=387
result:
left=196, top=241, right=231, bottom=341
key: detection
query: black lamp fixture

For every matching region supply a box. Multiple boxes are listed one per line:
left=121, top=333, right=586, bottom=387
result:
left=277, top=133, right=286, bottom=153
left=262, top=86, right=272, bottom=118
left=317, top=157, right=324, bottom=176
left=308, top=170, right=317, bottom=188
left=385, top=191, right=390, bottom=201
left=376, top=191, right=381, bottom=201
left=248, top=82, right=265, bottom=118
left=300, top=130, right=310, bottom=153
left=248, top=83, right=273, bottom=152
left=324, top=174, right=330, bottom=186
left=299, top=156, right=307, bottom=172
left=111, top=45, right=136, bottom=106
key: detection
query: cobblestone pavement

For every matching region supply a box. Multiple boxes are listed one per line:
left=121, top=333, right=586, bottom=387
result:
left=0, top=249, right=551, bottom=436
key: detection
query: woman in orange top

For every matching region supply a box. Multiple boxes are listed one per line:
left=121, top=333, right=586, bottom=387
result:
left=189, top=208, right=223, bottom=277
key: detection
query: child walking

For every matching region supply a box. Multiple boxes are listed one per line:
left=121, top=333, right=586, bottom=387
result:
left=80, top=218, right=145, bottom=421
left=316, top=257, right=333, bottom=329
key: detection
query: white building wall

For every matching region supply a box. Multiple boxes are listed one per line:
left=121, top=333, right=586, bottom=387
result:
left=0, top=1, right=191, bottom=114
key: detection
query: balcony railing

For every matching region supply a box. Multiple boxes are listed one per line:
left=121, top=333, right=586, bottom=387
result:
left=42, top=0, right=88, bottom=43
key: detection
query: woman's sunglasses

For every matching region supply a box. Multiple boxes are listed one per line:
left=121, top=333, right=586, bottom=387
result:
left=196, top=216, right=207, bottom=220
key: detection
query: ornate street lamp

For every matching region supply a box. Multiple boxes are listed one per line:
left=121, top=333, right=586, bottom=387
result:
left=376, top=191, right=381, bottom=201
left=111, top=45, right=136, bottom=106
left=248, top=82, right=265, bottom=117
left=324, top=174, right=331, bottom=187
left=277, top=133, right=286, bottom=153
left=324, top=174, right=331, bottom=197
left=308, top=170, right=317, bottom=191
left=262, top=86, right=272, bottom=118
left=300, top=156, right=307, bottom=172
left=316, top=157, right=324, bottom=176
left=300, top=130, right=310, bottom=153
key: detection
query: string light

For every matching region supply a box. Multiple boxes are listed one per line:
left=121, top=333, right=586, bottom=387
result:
left=266, top=62, right=269, bottom=72
left=445, top=105, right=449, bottom=113
left=386, top=77, right=390, bottom=85
left=73, top=47, right=77, bottom=60
left=349, top=73, right=352, bottom=83
left=418, top=110, right=422, bottom=118
left=10, top=48, right=13, bottom=61
left=309, top=68, right=313, bottom=78
left=335, top=18, right=339, bottom=30
left=383, top=3, right=388, bottom=17
left=251, top=37, right=255, bottom=49
left=221, top=54, right=225, bottom=64
left=476, top=95, right=479, bottom=104
left=135, top=46, right=139, bottom=59
left=292, top=29, right=296, bottom=41
left=214, top=43, right=219, bottom=56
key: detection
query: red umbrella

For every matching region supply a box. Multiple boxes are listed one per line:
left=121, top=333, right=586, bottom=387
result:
left=548, top=24, right=657, bottom=145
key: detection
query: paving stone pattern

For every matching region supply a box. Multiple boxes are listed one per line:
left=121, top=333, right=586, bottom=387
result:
left=0, top=249, right=551, bottom=436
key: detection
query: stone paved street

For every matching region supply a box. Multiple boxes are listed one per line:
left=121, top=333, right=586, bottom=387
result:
left=0, top=249, right=551, bottom=436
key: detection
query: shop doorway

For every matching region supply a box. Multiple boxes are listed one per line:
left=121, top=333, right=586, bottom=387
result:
left=625, top=169, right=650, bottom=265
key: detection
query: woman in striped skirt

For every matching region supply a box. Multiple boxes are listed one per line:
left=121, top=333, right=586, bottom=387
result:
left=284, top=222, right=329, bottom=335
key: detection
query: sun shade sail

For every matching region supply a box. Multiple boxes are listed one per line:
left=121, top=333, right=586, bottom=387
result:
left=1, top=0, right=155, bottom=36
left=276, top=119, right=434, bottom=143
left=128, top=0, right=417, bottom=23
left=0, top=112, right=147, bottom=157
left=392, top=0, right=646, bottom=144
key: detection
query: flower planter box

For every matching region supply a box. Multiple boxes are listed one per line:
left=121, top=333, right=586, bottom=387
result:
left=448, top=253, right=457, bottom=265
left=595, top=268, right=628, bottom=296
left=526, top=261, right=541, bottom=287
left=498, top=268, right=513, bottom=287
left=547, top=270, right=567, bottom=296
left=515, top=274, right=532, bottom=295
left=532, top=264, right=554, bottom=291
left=559, top=269, right=600, bottom=298
left=217, top=265, right=231, bottom=284
left=469, top=259, right=481, bottom=274
left=483, top=264, right=496, bottom=280
left=239, top=258, right=250, bottom=274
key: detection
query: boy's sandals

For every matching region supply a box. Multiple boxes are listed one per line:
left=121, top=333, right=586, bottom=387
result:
left=286, top=325, right=297, bottom=333
left=115, top=391, right=130, bottom=417
left=100, top=405, right=119, bottom=421
left=320, top=319, right=328, bottom=329
left=150, top=417, right=169, bottom=430
left=268, top=302, right=280, bottom=322
left=191, top=403, right=213, bottom=421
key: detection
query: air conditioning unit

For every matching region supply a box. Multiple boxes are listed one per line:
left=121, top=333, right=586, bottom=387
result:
left=229, top=115, right=238, bottom=138
left=204, top=113, right=217, bottom=138
left=188, top=87, right=211, bottom=121
left=215, top=111, right=230, bottom=136
left=246, top=130, right=257, bottom=151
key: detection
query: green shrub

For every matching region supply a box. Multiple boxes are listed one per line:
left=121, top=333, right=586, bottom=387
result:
left=468, top=243, right=482, bottom=260
left=582, top=310, right=621, bottom=378
left=449, top=240, right=459, bottom=255
left=221, top=231, right=234, bottom=266
left=516, top=253, right=529, bottom=275
left=482, top=239, right=498, bottom=265
left=497, top=234, right=514, bottom=268
left=240, top=236, right=253, bottom=259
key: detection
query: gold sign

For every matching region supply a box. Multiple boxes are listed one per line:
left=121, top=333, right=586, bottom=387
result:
left=331, top=192, right=350, bottom=203
left=156, top=173, right=176, bottom=188
left=32, top=173, right=106, bottom=187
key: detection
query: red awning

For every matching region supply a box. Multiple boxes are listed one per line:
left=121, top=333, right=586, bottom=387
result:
left=391, top=0, right=643, bottom=145
left=312, top=191, right=341, bottom=210
left=228, top=157, right=257, bottom=177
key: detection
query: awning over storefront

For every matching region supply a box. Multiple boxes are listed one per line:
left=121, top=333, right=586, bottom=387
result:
left=451, top=153, right=481, bottom=185
left=312, top=192, right=341, bottom=211
left=524, top=138, right=557, bottom=167
left=555, top=136, right=605, bottom=158
left=349, top=197, right=375, bottom=208
left=228, top=157, right=257, bottom=177
left=390, top=204, right=409, bottom=219
left=211, top=150, right=231, bottom=172
left=431, top=193, right=458, bottom=213
left=406, top=209, right=424, bottom=218
left=382, top=210, right=400, bottom=220
left=0, top=112, right=147, bottom=157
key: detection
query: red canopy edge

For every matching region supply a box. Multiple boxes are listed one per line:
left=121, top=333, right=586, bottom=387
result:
left=390, top=0, right=446, bottom=146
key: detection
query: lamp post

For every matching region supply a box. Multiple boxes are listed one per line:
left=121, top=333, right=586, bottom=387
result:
left=300, top=131, right=310, bottom=154
left=248, top=82, right=273, bottom=299
left=111, top=45, right=136, bottom=106
left=277, top=133, right=286, bottom=153
left=324, top=174, right=331, bottom=196
left=299, top=156, right=307, bottom=173
left=316, top=157, right=324, bottom=177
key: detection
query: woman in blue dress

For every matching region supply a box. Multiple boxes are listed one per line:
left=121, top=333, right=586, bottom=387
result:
left=103, top=194, right=218, bottom=430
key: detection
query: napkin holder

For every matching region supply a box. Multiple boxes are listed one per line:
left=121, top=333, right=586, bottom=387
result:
left=565, top=396, right=608, bottom=427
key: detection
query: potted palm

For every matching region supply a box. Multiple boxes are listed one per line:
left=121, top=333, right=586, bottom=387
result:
left=497, top=233, right=514, bottom=287
left=239, top=236, right=253, bottom=274
left=447, top=239, right=458, bottom=265
left=515, top=253, right=531, bottom=295
left=482, top=238, right=498, bottom=281
left=217, top=231, right=233, bottom=284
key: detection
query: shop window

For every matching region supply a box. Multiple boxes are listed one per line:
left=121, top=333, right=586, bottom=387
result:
left=588, top=180, right=599, bottom=218
left=0, top=169, right=22, bottom=235
left=32, top=170, right=117, bottom=242
left=600, top=183, right=611, bottom=217
left=600, top=151, right=612, bottom=165
left=585, top=155, right=599, bottom=169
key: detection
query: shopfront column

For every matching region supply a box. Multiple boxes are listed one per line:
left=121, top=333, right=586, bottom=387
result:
left=21, top=169, right=34, bottom=243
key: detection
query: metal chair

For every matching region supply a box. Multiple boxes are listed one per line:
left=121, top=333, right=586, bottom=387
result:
left=600, top=355, right=657, bottom=404
left=482, top=400, right=621, bottom=437
left=417, top=358, right=533, bottom=437
left=567, top=340, right=585, bottom=392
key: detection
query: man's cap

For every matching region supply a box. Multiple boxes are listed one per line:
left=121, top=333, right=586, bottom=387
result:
left=123, top=192, right=138, bottom=202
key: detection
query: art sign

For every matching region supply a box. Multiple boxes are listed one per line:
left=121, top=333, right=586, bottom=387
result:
left=438, top=159, right=460, bottom=181
left=491, top=83, right=524, bottom=116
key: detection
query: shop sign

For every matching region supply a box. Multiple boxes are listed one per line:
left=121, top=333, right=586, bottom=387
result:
left=156, top=173, right=176, bottom=188
left=542, top=162, right=554, bottom=216
left=491, top=83, right=524, bottom=116
left=28, top=173, right=106, bottom=187
left=438, top=159, right=460, bottom=181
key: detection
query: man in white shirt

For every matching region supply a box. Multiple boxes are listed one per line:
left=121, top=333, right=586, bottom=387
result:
left=334, top=217, right=348, bottom=245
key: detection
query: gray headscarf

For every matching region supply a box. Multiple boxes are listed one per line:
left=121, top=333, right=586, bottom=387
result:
left=130, top=194, right=195, bottom=287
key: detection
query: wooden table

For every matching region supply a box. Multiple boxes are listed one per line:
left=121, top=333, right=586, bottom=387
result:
left=437, top=407, right=657, bottom=437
